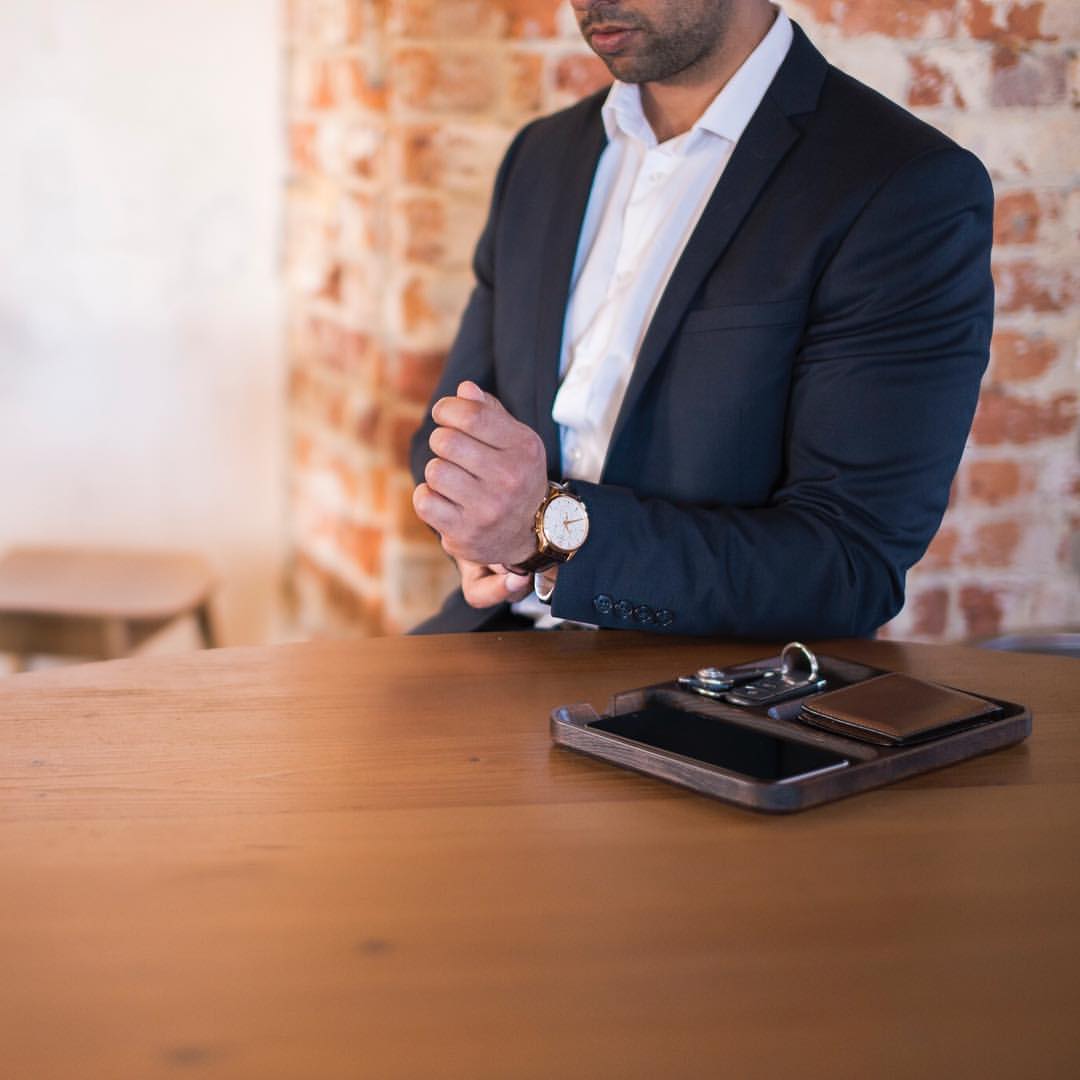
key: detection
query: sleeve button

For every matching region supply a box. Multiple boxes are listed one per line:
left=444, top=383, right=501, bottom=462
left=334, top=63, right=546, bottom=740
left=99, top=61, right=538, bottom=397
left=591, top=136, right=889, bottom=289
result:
left=593, top=594, right=614, bottom=616
left=656, top=608, right=674, bottom=627
left=633, top=605, right=655, bottom=624
left=614, top=599, right=634, bottom=620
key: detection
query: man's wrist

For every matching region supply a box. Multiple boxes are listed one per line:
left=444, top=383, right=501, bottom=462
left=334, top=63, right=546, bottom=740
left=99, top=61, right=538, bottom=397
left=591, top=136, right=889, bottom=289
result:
left=506, top=481, right=589, bottom=575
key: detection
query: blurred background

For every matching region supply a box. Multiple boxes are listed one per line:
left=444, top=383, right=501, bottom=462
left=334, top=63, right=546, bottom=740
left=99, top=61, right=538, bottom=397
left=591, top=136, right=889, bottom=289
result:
left=1, top=0, right=1077, bottom=666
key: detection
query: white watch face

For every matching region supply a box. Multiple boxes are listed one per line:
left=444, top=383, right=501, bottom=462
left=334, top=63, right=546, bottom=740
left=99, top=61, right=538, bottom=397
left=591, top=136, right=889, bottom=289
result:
left=542, top=494, right=589, bottom=553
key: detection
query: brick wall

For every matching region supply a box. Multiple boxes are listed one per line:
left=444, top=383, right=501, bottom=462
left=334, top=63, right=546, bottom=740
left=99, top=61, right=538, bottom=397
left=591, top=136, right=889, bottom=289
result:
left=284, top=0, right=1079, bottom=640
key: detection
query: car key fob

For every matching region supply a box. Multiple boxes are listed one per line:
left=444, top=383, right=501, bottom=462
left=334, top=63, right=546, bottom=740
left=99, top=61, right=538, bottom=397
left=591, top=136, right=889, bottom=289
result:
left=724, top=672, right=827, bottom=707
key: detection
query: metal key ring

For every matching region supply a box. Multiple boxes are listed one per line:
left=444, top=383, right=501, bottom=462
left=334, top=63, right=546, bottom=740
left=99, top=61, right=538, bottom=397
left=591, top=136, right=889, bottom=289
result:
left=780, top=641, right=819, bottom=682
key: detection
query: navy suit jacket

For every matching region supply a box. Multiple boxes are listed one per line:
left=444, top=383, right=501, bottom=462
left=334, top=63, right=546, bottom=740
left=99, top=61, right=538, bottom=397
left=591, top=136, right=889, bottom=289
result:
left=410, top=22, right=994, bottom=637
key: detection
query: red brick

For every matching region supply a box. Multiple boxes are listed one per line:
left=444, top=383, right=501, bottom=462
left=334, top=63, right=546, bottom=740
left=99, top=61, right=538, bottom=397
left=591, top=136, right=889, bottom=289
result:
left=399, top=124, right=509, bottom=189
left=391, top=0, right=506, bottom=38
left=343, top=123, right=385, bottom=180
left=966, top=1, right=1056, bottom=45
left=345, top=0, right=374, bottom=44
left=907, top=55, right=967, bottom=108
left=345, top=57, right=388, bottom=111
left=504, top=0, right=560, bottom=39
left=993, top=260, right=1077, bottom=313
left=958, top=585, right=1004, bottom=639
left=338, top=521, right=384, bottom=578
left=401, top=277, right=439, bottom=334
left=293, top=552, right=385, bottom=634
left=971, top=386, right=1078, bottom=445
left=993, top=191, right=1040, bottom=244
left=289, top=368, right=363, bottom=436
left=294, top=434, right=315, bottom=469
left=324, top=456, right=359, bottom=505
left=300, top=58, right=336, bottom=110
left=508, top=49, right=544, bottom=113
left=1060, top=516, right=1080, bottom=570
left=921, top=526, right=960, bottom=569
left=354, top=405, right=381, bottom=448
left=309, top=318, right=376, bottom=380
left=370, top=466, right=392, bottom=517
left=394, top=47, right=498, bottom=113
left=991, top=45, right=1067, bottom=106
left=911, top=587, right=949, bottom=637
left=343, top=331, right=381, bottom=381
left=400, top=195, right=446, bottom=263
left=317, top=262, right=343, bottom=303
left=395, top=349, right=447, bottom=404
left=966, top=459, right=1030, bottom=504
left=801, top=0, right=958, bottom=38
left=990, top=329, right=1060, bottom=381
left=289, top=122, right=318, bottom=173
left=397, top=481, right=438, bottom=543
left=553, top=53, right=611, bottom=98
left=400, top=126, right=439, bottom=185
left=391, top=411, right=425, bottom=469
left=966, top=519, right=1023, bottom=567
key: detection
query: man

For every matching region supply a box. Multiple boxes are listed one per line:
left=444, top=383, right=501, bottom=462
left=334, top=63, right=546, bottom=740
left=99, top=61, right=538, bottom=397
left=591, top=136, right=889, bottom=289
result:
left=409, top=0, right=994, bottom=637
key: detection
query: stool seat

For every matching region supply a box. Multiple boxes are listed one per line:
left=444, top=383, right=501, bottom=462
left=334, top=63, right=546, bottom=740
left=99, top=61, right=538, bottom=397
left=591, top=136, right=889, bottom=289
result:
left=0, top=547, right=217, bottom=669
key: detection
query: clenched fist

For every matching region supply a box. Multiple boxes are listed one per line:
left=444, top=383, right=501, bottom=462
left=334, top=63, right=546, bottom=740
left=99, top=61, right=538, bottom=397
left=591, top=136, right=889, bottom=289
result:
left=413, top=381, right=549, bottom=569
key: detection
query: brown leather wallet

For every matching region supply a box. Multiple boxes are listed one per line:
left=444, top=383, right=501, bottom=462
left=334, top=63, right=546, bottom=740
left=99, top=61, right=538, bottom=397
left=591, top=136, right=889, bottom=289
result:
left=798, top=672, right=1001, bottom=747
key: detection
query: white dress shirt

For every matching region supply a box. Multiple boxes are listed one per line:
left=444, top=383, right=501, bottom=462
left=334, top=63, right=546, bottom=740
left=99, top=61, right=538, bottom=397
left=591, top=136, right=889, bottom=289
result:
left=554, top=8, right=793, bottom=483
left=515, top=9, right=793, bottom=626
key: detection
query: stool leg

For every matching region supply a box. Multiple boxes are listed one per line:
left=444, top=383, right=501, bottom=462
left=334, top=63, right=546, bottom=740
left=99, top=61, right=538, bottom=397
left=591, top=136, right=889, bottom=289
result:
left=194, top=603, right=217, bottom=649
left=102, top=620, right=132, bottom=660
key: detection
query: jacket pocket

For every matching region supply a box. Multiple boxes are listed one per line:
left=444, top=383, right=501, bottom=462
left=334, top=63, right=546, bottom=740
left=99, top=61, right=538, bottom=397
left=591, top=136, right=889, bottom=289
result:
left=680, top=298, right=806, bottom=334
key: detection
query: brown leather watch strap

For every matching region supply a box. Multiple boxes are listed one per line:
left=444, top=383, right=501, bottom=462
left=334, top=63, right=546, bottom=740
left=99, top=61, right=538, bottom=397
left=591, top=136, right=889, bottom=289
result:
left=505, top=549, right=566, bottom=576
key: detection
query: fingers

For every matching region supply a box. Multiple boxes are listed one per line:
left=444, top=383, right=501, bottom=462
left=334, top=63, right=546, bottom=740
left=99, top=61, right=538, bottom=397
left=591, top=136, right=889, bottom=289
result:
left=424, top=456, right=480, bottom=506
left=428, top=425, right=488, bottom=476
left=412, top=482, right=460, bottom=534
left=431, top=387, right=515, bottom=449
left=458, top=559, right=533, bottom=609
left=456, top=380, right=488, bottom=404
left=503, top=572, right=532, bottom=601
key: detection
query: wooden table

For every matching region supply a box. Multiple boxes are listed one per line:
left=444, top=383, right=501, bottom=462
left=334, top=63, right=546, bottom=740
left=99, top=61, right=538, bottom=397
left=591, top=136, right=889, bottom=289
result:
left=1, top=633, right=1077, bottom=1079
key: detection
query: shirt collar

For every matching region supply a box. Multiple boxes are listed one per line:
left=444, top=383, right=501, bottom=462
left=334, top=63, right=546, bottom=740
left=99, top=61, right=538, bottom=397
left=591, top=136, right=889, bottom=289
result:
left=601, top=7, right=793, bottom=150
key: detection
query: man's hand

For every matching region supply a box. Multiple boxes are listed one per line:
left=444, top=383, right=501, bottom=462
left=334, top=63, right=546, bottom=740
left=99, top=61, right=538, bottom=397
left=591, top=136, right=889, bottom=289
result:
left=412, top=380, right=549, bottom=567
left=457, top=558, right=533, bottom=609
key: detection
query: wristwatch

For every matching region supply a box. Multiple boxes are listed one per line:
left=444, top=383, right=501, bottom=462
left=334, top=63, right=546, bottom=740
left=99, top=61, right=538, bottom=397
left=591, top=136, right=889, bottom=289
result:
left=507, top=482, right=589, bottom=576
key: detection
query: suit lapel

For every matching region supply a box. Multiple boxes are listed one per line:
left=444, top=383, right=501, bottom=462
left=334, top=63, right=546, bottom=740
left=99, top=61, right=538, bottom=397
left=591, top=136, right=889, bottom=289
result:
left=603, top=94, right=800, bottom=469
left=602, top=21, right=829, bottom=473
left=533, top=105, right=607, bottom=474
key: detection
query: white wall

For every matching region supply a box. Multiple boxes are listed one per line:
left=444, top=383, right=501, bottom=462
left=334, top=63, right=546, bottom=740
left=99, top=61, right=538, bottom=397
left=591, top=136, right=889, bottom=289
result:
left=0, top=1, right=283, bottom=646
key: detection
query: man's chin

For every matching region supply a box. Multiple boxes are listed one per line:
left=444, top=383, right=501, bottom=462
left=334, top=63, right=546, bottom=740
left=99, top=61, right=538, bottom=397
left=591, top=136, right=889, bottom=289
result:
left=593, top=54, right=650, bottom=84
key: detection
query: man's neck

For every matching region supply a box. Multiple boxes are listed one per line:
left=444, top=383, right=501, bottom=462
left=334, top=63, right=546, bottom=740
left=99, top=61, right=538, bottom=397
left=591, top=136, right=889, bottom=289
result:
left=641, top=2, right=778, bottom=143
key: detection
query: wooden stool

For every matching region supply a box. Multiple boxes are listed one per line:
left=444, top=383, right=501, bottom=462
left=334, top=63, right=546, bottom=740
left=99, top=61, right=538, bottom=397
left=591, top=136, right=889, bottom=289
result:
left=0, top=547, right=217, bottom=671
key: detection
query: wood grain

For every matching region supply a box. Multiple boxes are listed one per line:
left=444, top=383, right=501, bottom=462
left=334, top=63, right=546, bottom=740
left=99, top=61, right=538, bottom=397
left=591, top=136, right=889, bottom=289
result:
left=1, top=633, right=1077, bottom=1079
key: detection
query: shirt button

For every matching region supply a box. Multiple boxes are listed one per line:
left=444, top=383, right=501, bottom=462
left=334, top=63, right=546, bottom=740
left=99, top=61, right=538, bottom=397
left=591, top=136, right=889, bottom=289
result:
left=633, top=605, right=655, bottom=624
left=656, top=609, right=674, bottom=627
left=614, top=599, right=634, bottom=620
left=593, top=594, right=614, bottom=616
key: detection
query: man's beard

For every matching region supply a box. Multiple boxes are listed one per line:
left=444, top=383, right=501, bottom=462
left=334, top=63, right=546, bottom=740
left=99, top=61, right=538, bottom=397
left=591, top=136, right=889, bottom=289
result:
left=578, top=3, right=731, bottom=85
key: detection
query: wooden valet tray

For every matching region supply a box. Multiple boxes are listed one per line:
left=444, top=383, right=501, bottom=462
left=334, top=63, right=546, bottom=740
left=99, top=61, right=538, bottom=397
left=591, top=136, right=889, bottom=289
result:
left=550, top=654, right=1031, bottom=814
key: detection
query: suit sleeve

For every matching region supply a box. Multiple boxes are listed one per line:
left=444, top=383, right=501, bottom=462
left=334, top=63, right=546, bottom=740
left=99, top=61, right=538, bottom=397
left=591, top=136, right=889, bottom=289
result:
left=551, top=146, right=995, bottom=638
left=409, top=124, right=534, bottom=486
